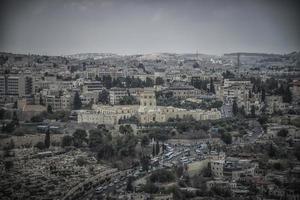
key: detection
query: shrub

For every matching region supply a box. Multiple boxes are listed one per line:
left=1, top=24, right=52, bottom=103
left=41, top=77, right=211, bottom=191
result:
left=150, top=169, right=175, bottom=183
left=35, top=141, right=46, bottom=150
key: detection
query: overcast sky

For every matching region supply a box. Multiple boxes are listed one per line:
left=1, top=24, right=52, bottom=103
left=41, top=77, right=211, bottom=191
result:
left=0, top=0, right=299, bottom=56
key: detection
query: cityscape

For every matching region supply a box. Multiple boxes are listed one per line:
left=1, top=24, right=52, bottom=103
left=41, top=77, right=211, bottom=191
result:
left=0, top=0, right=300, bottom=200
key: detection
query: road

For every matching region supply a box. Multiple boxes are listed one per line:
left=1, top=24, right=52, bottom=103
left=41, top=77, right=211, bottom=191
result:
left=88, top=141, right=211, bottom=199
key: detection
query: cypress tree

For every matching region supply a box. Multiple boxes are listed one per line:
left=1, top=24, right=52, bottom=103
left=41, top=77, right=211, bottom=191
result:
left=45, top=127, right=50, bottom=148
left=73, top=91, right=82, bottom=110
left=155, top=141, right=160, bottom=155
left=152, top=144, right=156, bottom=156
left=232, top=100, right=238, bottom=116
left=210, top=78, right=215, bottom=94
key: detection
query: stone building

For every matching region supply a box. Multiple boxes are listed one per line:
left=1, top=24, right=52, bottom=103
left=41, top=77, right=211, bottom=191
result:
left=78, top=88, right=221, bottom=125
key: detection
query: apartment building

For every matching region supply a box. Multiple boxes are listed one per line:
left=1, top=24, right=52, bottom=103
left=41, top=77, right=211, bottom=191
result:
left=0, top=74, right=33, bottom=104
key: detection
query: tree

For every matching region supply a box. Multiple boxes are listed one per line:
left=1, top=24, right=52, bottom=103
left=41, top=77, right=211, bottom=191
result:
left=239, top=106, right=246, bottom=117
left=77, top=156, right=88, bottom=166
left=47, top=105, right=53, bottom=114
left=4, top=160, right=14, bottom=171
left=268, top=143, right=277, bottom=158
left=152, top=143, right=156, bottom=156
left=155, top=140, right=160, bottom=155
left=145, top=77, right=154, bottom=87
left=232, top=100, right=238, bottom=116
left=140, top=155, right=150, bottom=171
left=222, top=70, right=235, bottom=79
left=141, top=135, right=150, bottom=148
left=73, top=91, right=82, bottom=110
left=277, top=129, right=288, bottom=137
left=261, top=88, right=266, bottom=102
left=165, top=91, right=173, bottom=98
left=142, top=181, right=159, bottom=193
left=220, top=132, right=232, bottom=145
left=282, top=86, right=292, bottom=103
left=155, top=77, right=164, bottom=85
left=126, top=176, right=134, bottom=192
left=73, top=129, right=87, bottom=147
left=12, top=111, right=19, bottom=126
left=119, top=125, right=133, bottom=135
left=97, top=143, right=115, bottom=160
left=38, top=97, right=44, bottom=107
left=2, top=122, right=16, bottom=133
left=35, top=141, right=46, bottom=150
left=119, top=96, right=137, bottom=105
left=103, top=75, right=112, bottom=89
left=0, top=108, right=5, bottom=120
left=61, top=135, right=73, bottom=147
left=250, top=105, right=256, bottom=118
left=150, top=169, right=175, bottom=183
left=193, top=62, right=200, bottom=68
left=99, top=89, right=109, bottom=104
left=175, top=165, right=184, bottom=178
left=210, top=78, right=215, bottom=94
left=31, top=115, right=44, bottom=122
left=295, top=145, right=300, bottom=161
left=44, top=127, right=51, bottom=148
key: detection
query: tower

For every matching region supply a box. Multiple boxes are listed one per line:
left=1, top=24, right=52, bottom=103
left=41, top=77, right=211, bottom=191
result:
left=139, top=88, right=156, bottom=112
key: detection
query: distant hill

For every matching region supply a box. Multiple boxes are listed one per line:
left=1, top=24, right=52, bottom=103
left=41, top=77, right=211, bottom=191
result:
left=224, top=52, right=282, bottom=57
left=66, top=53, right=121, bottom=60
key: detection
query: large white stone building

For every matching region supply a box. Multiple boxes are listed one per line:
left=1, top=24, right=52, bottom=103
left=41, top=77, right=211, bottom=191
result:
left=78, top=88, right=221, bottom=125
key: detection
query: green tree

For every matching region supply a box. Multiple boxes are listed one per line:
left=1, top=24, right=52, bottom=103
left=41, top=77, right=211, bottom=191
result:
left=35, top=141, right=46, bottom=150
left=220, top=132, right=232, bottom=145
left=44, top=127, right=51, bottom=148
left=152, top=143, right=156, bottom=156
left=141, top=135, right=150, bottom=147
left=47, top=105, right=53, bottom=114
left=282, top=86, right=292, bottom=103
left=210, top=78, right=215, bottom=94
left=155, top=140, right=160, bottom=155
left=119, top=124, right=133, bottom=135
left=31, top=115, right=44, bottom=122
left=193, top=62, right=200, bottom=68
left=277, top=129, right=288, bottom=137
left=4, top=160, right=14, bottom=171
left=142, top=181, right=159, bottom=193
left=0, top=108, right=5, bottom=120
left=73, top=129, right=87, bottom=147
left=145, top=77, right=154, bottom=87
left=155, top=77, right=164, bottom=85
left=12, top=111, right=19, bottom=126
left=119, top=96, right=137, bottom=105
left=232, top=100, right=238, bottom=116
left=261, top=87, right=266, bottom=102
left=99, top=89, right=109, bottom=104
left=126, top=176, right=134, bottom=192
left=140, top=155, right=150, bottom=171
left=89, top=129, right=105, bottom=149
left=73, top=91, right=82, bottom=110
left=76, top=156, right=88, bottom=166
left=150, top=169, right=175, bottom=183
left=97, top=143, right=115, bottom=160
left=61, top=135, right=73, bottom=147
left=268, top=143, right=277, bottom=158
left=295, top=145, right=300, bottom=161
left=103, top=75, right=112, bottom=89
left=250, top=105, right=256, bottom=118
